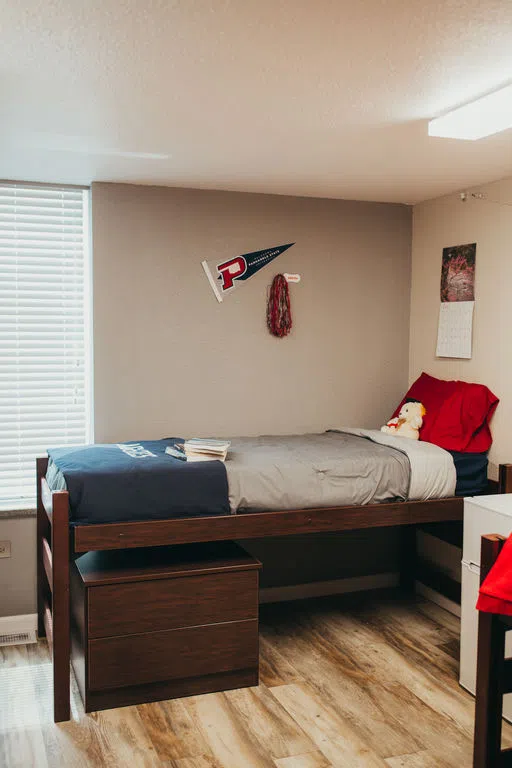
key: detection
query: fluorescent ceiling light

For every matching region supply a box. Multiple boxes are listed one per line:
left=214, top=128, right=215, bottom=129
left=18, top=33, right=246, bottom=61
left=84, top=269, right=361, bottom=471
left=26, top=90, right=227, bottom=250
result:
left=428, top=83, right=512, bottom=140
left=20, top=133, right=170, bottom=159
left=76, top=149, right=170, bottom=160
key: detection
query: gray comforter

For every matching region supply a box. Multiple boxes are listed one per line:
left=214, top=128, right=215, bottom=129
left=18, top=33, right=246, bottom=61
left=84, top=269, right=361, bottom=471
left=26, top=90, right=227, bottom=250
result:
left=45, top=431, right=456, bottom=521
left=226, top=431, right=410, bottom=512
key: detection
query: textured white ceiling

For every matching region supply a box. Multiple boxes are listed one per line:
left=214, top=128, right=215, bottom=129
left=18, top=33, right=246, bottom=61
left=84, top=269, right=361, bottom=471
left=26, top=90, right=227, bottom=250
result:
left=2, top=0, right=512, bottom=203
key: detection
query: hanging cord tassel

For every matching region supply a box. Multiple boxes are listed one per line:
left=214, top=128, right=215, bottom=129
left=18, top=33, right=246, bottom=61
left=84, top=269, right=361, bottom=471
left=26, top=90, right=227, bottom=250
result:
left=267, top=274, right=292, bottom=337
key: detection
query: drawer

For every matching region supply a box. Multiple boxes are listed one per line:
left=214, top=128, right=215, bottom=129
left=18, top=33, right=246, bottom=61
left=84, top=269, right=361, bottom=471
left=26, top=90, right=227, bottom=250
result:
left=88, top=619, right=258, bottom=691
left=88, top=570, right=258, bottom=638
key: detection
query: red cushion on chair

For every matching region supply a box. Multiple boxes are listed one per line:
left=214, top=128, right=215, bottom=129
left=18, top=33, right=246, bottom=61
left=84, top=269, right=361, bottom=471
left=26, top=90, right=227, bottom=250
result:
left=477, top=535, right=512, bottom=616
left=393, top=372, right=499, bottom=452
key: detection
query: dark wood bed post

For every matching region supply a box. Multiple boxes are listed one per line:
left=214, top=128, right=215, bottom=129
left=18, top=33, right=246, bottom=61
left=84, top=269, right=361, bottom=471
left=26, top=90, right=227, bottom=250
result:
left=498, top=464, right=512, bottom=494
left=37, top=457, right=71, bottom=722
left=51, top=490, right=71, bottom=722
left=36, top=457, right=49, bottom=640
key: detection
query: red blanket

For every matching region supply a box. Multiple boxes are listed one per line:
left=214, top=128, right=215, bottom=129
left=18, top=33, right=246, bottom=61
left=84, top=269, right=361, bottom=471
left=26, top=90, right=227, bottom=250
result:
left=477, top=535, right=512, bottom=616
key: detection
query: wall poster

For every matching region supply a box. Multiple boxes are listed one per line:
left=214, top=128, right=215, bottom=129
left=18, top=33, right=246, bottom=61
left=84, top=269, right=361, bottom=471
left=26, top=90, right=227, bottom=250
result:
left=436, top=243, right=476, bottom=359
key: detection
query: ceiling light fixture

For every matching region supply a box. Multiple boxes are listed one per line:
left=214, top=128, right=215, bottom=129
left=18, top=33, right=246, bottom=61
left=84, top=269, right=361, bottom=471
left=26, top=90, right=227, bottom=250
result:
left=20, top=134, right=170, bottom=160
left=428, top=83, right=512, bottom=140
left=92, top=149, right=170, bottom=160
left=60, top=147, right=170, bottom=160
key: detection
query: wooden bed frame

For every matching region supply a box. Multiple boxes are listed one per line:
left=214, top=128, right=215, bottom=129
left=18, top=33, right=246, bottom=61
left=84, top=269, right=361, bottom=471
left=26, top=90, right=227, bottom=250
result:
left=36, top=456, right=512, bottom=722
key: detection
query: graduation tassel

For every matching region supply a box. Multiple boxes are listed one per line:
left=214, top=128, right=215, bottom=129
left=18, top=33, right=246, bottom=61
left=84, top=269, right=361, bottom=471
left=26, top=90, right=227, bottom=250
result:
left=267, top=274, right=292, bottom=338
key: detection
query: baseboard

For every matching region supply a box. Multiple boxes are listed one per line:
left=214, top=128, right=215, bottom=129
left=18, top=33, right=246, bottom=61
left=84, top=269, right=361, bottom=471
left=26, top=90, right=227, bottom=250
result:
left=259, top=572, right=399, bottom=604
left=416, top=582, right=461, bottom=618
left=0, top=613, right=38, bottom=646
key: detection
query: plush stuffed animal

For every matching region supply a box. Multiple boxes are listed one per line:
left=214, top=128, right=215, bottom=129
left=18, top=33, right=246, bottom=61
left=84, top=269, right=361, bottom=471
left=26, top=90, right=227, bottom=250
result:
left=381, top=401, right=426, bottom=440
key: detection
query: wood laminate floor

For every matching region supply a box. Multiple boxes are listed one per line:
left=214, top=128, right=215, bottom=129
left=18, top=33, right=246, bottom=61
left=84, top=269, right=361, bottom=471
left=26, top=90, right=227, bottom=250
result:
left=1, top=591, right=509, bottom=768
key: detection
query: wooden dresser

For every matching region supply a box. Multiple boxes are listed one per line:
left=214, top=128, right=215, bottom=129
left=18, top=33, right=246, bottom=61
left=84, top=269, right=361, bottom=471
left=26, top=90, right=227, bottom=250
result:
left=70, top=541, right=261, bottom=712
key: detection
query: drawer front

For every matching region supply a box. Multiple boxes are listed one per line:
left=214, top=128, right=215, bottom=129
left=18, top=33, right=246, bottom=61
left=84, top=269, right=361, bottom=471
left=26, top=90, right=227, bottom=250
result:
left=88, top=570, right=258, bottom=638
left=88, top=619, right=258, bottom=691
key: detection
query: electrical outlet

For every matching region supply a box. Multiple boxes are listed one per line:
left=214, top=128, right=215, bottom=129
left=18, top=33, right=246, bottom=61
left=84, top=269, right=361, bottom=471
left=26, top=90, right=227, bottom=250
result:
left=0, top=541, right=11, bottom=558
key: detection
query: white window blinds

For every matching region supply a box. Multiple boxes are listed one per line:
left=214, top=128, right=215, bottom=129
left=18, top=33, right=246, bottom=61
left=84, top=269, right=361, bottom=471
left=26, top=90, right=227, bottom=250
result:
left=0, top=184, right=91, bottom=511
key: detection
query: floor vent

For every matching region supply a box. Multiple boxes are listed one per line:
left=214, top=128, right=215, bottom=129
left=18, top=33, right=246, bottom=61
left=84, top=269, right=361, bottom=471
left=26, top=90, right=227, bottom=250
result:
left=0, top=615, right=38, bottom=646
left=0, top=630, right=37, bottom=647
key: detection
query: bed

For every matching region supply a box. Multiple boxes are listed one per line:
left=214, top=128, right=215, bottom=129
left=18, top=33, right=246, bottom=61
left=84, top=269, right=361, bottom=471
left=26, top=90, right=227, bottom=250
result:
left=36, top=425, right=512, bottom=721
left=36, top=367, right=504, bottom=721
left=44, top=429, right=460, bottom=524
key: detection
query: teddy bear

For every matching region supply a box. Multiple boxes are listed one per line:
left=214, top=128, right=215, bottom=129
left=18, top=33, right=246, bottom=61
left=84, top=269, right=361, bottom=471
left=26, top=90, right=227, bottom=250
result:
left=381, top=400, right=426, bottom=440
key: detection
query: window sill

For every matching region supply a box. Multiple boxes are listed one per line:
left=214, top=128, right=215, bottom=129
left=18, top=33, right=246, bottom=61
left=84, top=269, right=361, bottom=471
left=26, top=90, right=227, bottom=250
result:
left=0, top=507, right=36, bottom=520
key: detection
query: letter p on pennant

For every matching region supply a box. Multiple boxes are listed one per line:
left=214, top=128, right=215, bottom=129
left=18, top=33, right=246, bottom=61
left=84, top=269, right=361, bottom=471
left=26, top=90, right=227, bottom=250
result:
left=217, top=256, right=247, bottom=290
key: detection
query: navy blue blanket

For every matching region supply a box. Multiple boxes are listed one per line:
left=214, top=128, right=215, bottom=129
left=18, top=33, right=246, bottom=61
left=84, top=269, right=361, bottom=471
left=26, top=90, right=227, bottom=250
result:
left=47, top=439, right=230, bottom=525
left=448, top=450, right=489, bottom=496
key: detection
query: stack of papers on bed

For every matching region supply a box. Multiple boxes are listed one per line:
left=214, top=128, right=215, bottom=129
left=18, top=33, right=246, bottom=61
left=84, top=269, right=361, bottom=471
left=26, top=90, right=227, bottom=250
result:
left=183, top=438, right=231, bottom=462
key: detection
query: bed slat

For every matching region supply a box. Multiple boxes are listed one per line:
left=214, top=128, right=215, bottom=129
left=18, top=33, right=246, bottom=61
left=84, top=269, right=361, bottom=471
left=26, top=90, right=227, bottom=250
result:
left=41, top=477, right=53, bottom=520
left=43, top=601, right=53, bottom=653
left=42, top=537, right=53, bottom=594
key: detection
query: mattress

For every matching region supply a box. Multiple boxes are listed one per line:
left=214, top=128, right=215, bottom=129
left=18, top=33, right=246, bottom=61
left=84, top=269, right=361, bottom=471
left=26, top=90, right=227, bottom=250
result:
left=46, top=431, right=457, bottom=525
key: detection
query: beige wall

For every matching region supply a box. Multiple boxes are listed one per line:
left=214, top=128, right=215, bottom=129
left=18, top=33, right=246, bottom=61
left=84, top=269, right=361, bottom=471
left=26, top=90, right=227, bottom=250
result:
left=92, top=183, right=412, bottom=442
left=410, top=176, right=512, bottom=477
left=0, top=183, right=412, bottom=619
left=0, top=517, right=36, bottom=617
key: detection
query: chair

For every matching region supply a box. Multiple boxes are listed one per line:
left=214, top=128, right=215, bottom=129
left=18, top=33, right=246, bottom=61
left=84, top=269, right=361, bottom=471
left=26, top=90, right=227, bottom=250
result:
left=473, top=533, right=512, bottom=767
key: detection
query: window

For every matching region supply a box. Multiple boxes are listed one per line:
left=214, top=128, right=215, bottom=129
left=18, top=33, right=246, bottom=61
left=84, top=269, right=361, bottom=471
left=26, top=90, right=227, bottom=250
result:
left=0, top=183, right=91, bottom=511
